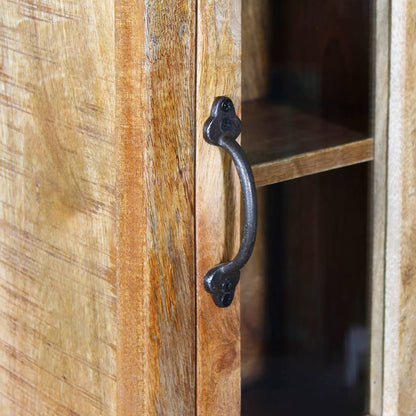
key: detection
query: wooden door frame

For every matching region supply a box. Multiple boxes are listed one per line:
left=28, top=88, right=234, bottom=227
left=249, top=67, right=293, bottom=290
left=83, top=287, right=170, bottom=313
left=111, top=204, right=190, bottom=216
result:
left=370, top=0, right=389, bottom=412
left=195, top=0, right=416, bottom=415
left=371, top=0, right=416, bottom=415
left=195, top=1, right=242, bottom=415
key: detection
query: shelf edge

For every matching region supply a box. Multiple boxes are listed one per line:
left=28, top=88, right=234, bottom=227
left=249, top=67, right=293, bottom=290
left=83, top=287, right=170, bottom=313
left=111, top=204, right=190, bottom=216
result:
left=252, top=137, right=374, bottom=187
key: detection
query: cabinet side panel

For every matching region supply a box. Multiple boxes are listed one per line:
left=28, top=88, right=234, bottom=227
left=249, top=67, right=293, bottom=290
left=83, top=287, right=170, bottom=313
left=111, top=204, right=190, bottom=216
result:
left=383, top=1, right=416, bottom=414
left=116, top=1, right=196, bottom=415
left=397, top=6, right=416, bottom=407
left=395, top=2, right=416, bottom=414
left=196, top=1, right=241, bottom=415
left=0, top=1, right=117, bottom=415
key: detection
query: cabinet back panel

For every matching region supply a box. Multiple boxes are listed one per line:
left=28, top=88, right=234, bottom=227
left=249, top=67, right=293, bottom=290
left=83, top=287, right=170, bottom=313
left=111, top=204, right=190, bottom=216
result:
left=242, top=164, right=370, bottom=415
left=243, top=0, right=370, bottom=133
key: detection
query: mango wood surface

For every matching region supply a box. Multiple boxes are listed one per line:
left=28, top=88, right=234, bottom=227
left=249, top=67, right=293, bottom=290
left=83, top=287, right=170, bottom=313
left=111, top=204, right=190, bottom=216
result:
left=242, top=102, right=373, bottom=187
left=0, top=1, right=196, bottom=415
left=369, top=0, right=389, bottom=413
left=383, top=1, right=416, bottom=415
left=196, top=1, right=241, bottom=415
left=0, top=2, right=117, bottom=414
left=116, top=1, right=196, bottom=415
left=251, top=138, right=373, bottom=188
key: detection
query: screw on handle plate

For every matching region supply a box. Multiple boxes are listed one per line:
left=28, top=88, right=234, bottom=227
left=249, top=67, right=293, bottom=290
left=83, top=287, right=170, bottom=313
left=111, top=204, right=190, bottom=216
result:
left=203, top=97, right=257, bottom=308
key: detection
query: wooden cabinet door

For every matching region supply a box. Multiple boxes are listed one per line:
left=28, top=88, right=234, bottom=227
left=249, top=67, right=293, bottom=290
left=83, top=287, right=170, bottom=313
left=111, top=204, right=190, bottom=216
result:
left=0, top=1, right=197, bottom=415
left=195, top=1, right=242, bottom=415
left=195, top=1, right=416, bottom=415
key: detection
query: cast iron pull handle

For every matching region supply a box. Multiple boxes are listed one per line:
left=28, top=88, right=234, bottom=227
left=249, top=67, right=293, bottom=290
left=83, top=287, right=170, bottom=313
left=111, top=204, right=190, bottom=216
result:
left=203, top=96, right=257, bottom=308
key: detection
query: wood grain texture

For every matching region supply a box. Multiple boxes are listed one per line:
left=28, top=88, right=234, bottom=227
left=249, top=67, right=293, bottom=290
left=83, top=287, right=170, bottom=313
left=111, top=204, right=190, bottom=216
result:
left=0, top=1, right=196, bottom=415
left=252, top=138, right=373, bottom=188
left=398, top=5, right=416, bottom=413
left=243, top=101, right=370, bottom=166
left=196, top=1, right=241, bottom=415
left=0, top=1, right=117, bottom=414
left=242, top=0, right=271, bottom=101
left=383, top=1, right=416, bottom=415
left=242, top=102, right=373, bottom=187
left=369, top=0, right=389, bottom=413
left=116, top=1, right=196, bottom=415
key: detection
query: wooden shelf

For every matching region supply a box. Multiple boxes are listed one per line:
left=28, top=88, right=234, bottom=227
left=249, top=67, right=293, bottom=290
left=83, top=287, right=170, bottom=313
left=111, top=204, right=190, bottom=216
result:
left=242, top=101, right=374, bottom=187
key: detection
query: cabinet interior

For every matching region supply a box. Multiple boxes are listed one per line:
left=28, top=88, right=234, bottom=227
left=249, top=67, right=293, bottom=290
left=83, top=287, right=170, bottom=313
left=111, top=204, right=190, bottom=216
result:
left=240, top=0, right=372, bottom=414
left=242, top=0, right=373, bottom=187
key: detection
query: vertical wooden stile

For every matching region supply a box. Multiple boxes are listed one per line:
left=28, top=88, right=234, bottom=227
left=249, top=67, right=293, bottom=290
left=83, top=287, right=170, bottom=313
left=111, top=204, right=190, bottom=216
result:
left=116, top=1, right=196, bottom=414
left=369, top=0, right=389, bottom=413
left=195, top=1, right=242, bottom=415
left=382, top=2, right=416, bottom=415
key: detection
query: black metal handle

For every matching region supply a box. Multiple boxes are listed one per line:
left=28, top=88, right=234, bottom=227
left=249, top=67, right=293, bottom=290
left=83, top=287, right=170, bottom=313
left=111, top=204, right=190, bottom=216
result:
left=203, top=97, right=257, bottom=307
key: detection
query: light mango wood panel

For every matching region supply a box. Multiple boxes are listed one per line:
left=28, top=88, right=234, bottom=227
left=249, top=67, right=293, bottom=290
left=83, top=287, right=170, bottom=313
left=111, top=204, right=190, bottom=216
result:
left=196, top=1, right=241, bottom=415
left=0, top=1, right=117, bottom=414
left=383, top=1, right=416, bottom=415
left=369, top=0, right=389, bottom=413
left=252, top=138, right=373, bottom=188
left=0, top=1, right=196, bottom=415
